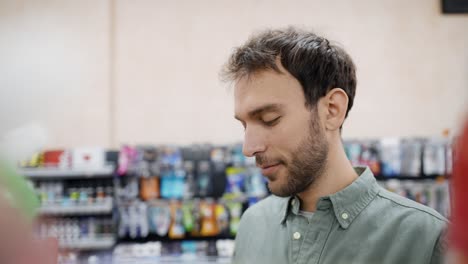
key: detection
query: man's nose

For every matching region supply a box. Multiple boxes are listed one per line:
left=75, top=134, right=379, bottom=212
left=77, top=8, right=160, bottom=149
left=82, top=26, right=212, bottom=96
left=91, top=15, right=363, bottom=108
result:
left=242, top=127, right=266, bottom=157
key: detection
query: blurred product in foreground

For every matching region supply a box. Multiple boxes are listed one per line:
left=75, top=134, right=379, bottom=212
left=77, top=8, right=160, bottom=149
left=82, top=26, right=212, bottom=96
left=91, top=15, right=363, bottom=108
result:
left=451, top=119, right=468, bottom=264
left=0, top=159, right=58, bottom=264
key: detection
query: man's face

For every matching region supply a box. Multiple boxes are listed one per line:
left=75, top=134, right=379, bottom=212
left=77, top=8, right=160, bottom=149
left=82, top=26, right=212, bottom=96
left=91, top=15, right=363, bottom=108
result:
left=234, top=68, right=329, bottom=197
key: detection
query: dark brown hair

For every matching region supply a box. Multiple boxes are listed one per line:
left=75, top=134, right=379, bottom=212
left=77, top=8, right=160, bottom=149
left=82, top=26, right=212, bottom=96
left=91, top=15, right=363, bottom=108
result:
left=221, top=27, right=357, bottom=118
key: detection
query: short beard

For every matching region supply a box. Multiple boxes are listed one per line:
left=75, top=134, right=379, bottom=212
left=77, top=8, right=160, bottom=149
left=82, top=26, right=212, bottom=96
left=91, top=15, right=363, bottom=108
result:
left=274, top=116, right=329, bottom=197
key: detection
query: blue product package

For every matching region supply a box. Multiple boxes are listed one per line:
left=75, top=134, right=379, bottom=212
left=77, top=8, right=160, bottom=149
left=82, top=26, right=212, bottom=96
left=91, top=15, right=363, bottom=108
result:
left=225, top=167, right=246, bottom=195
left=160, top=171, right=171, bottom=199
left=344, top=141, right=362, bottom=166
left=246, top=167, right=267, bottom=198
left=173, top=168, right=186, bottom=199
left=231, top=145, right=245, bottom=166
left=80, top=220, right=89, bottom=237
left=181, top=241, right=197, bottom=254
left=161, top=177, right=171, bottom=199
left=380, top=138, right=401, bottom=177
left=173, top=177, right=185, bottom=199
left=197, top=161, right=212, bottom=197
left=168, top=176, right=175, bottom=199
left=147, top=206, right=156, bottom=233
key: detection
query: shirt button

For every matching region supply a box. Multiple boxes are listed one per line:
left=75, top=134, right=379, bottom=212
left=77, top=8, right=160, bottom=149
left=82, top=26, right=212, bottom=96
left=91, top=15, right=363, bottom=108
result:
left=341, top=212, right=349, bottom=220
left=291, top=199, right=296, bottom=206
left=293, top=232, right=301, bottom=240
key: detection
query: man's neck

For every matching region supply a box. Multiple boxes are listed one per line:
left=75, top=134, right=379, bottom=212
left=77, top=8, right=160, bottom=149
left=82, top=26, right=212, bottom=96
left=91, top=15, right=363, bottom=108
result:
left=297, top=139, right=358, bottom=212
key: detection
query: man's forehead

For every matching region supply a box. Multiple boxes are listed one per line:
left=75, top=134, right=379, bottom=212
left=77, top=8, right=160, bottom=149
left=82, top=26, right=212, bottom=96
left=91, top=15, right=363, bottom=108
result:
left=233, top=66, right=307, bottom=119
left=233, top=71, right=283, bottom=102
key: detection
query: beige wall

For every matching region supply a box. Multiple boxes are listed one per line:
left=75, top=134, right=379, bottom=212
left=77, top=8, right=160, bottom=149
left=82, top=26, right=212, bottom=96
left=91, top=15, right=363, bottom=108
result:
left=1, top=0, right=467, bottom=149
left=0, top=0, right=111, bottom=148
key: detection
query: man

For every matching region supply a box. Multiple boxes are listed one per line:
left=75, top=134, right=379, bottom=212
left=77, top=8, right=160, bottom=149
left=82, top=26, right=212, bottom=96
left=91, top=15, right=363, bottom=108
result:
left=221, top=27, right=447, bottom=264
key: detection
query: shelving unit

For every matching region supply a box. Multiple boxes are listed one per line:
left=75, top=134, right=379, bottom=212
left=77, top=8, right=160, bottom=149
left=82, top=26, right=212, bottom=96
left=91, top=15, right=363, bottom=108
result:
left=59, top=236, right=116, bottom=250
left=18, top=140, right=451, bottom=261
left=21, top=162, right=118, bottom=253
left=118, top=234, right=235, bottom=243
left=113, top=256, right=231, bottom=264
left=19, top=164, right=115, bottom=179
left=38, top=198, right=113, bottom=216
left=374, top=175, right=447, bottom=181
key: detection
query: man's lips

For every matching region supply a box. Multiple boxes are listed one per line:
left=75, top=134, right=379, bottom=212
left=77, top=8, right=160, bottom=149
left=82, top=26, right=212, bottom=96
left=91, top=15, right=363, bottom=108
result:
left=259, top=163, right=281, bottom=176
left=259, top=163, right=279, bottom=169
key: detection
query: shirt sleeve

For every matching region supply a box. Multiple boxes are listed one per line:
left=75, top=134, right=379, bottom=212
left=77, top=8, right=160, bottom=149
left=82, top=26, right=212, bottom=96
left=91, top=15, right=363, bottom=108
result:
left=231, top=208, right=252, bottom=264
left=430, top=226, right=448, bottom=264
left=231, top=232, right=243, bottom=264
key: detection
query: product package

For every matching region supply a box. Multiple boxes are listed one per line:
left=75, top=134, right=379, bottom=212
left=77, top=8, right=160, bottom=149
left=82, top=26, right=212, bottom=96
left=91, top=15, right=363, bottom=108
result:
left=379, top=138, right=402, bottom=177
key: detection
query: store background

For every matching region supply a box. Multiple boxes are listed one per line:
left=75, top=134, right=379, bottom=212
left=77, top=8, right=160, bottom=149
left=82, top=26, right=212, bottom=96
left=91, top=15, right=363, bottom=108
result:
left=0, top=0, right=466, bottom=263
left=1, top=0, right=467, bottom=149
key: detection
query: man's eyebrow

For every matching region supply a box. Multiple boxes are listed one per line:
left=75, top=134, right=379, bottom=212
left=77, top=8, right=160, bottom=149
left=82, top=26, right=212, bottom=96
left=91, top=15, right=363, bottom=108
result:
left=235, top=103, right=284, bottom=121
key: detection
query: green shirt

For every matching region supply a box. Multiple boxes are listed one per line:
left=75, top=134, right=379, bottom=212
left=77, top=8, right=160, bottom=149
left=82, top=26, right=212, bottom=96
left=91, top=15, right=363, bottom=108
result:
left=232, top=167, right=447, bottom=264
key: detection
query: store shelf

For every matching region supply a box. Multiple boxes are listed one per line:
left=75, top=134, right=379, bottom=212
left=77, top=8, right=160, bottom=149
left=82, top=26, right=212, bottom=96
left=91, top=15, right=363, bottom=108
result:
left=118, top=234, right=235, bottom=243
left=114, top=256, right=231, bottom=264
left=59, top=236, right=116, bottom=250
left=19, top=164, right=115, bottom=179
left=39, top=199, right=113, bottom=215
left=375, top=175, right=447, bottom=181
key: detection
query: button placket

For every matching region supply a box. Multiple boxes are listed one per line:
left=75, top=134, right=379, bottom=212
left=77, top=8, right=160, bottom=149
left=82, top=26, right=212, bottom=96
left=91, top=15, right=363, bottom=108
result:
left=288, top=213, right=305, bottom=264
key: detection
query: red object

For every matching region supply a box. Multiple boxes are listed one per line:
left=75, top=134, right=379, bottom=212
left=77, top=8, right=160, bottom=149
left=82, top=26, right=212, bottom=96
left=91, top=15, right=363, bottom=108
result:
left=43, top=150, right=64, bottom=167
left=451, top=120, right=468, bottom=252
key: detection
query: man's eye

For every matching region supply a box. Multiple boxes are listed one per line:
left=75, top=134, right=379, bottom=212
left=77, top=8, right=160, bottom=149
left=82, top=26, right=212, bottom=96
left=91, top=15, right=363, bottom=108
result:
left=263, top=117, right=281, bottom=126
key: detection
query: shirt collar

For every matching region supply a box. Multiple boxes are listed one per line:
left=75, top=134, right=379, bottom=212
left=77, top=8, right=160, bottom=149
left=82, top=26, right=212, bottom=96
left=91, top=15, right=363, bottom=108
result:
left=279, top=167, right=380, bottom=229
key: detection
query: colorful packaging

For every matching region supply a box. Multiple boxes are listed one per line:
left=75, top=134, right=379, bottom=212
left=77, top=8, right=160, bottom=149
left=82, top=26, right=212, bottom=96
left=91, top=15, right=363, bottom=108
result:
left=227, top=202, right=242, bottom=236
left=200, top=200, right=218, bottom=236
left=43, top=150, right=67, bottom=168
left=379, top=138, right=401, bottom=177
left=140, top=177, right=160, bottom=201
left=169, top=201, right=185, bottom=239
left=423, top=138, right=446, bottom=176
left=230, top=144, right=245, bottom=167
left=224, top=167, right=246, bottom=199
left=400, top=139, right=423, bottom=177
left=183, top=161, right=196, bottom=199
left=182, top=202, right=194, bottom=232
left=344, top=141, right=362, bottom=166
left=358, top=141, right=381, bottom=176
left=148, top=202, right=171, bottom=237
left=117, top=145, right=138, bottom=175
left=190, top=200, right=202, bottom=237
left=72, top=147, right=106, bottom=169
left=215, top=203, right=230, bottom=236
left=197, top=161, right=212, bottom=197
left=245, top=167, right=267, bottom=198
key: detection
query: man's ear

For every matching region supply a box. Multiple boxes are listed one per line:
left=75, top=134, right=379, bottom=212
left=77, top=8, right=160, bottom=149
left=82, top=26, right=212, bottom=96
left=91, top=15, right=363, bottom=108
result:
left=322, top=88, right=349, bottom=131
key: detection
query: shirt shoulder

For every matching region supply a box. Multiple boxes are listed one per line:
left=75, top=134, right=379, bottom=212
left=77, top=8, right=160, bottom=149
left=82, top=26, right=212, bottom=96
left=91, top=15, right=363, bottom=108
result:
left=377, top=187, right=448, bottom=224
left=376, top=188, right=448, bottom=263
